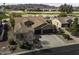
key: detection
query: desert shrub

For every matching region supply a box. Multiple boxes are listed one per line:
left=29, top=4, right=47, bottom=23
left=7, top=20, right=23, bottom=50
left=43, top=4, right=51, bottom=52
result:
left=19, top=42, right=33, bottom=50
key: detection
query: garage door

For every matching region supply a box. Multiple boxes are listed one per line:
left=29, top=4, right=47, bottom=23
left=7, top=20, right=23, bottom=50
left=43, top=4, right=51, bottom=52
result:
left=43, top=29, right=53, bottom=34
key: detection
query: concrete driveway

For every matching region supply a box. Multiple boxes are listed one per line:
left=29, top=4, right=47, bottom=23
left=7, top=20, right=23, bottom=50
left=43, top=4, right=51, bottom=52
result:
left=39, top=35, right=79, bottom=48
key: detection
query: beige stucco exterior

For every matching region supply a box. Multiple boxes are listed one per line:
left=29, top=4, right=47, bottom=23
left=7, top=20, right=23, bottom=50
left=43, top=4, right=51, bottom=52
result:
left=52, top=18, right=62, bottom=28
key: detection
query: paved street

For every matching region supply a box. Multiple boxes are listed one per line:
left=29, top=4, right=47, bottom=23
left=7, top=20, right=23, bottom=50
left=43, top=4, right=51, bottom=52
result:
left=24, top=44, right=79, bottom=55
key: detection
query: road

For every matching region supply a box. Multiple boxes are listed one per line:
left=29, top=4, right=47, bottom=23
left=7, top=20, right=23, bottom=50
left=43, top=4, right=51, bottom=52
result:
left=23, top=44, right=79, bottom=55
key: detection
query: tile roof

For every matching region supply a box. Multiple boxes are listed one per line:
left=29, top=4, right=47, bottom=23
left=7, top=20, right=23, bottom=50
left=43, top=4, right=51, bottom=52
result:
left=14, top=16, right=47, bottom=33
left=54, top=16, right=75, bottom=24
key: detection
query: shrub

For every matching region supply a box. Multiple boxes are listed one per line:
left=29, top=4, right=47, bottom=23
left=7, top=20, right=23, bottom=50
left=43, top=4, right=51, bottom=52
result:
left=8, top=38, right=16, bottom=45
left=19, top=42, right=33, bottom=50
left=19, top=44, right=27, bottom=49
left=46, top=20, right=52, bottom=23
left=68, top=38, right=73, bottom=40
left=0, top=13, right=8, bottom=20
left=8, top=45, right=16, bottom=53
left=45, top=16, right=50, bottom=19
left=59, top=28, right=65, bottom=34
left=33, top=39, right=39, bottom=44
left=63, top=34, right=72, bottom=40
left=58, top=12, right=67, bottom=17
left=10, top=13, right=22, bottom=17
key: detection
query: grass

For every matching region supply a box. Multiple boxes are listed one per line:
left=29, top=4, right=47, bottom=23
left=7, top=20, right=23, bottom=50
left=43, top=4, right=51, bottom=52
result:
left=6, top=10, right=79, bottom=17
left=22, top=11, right=79, bottom=16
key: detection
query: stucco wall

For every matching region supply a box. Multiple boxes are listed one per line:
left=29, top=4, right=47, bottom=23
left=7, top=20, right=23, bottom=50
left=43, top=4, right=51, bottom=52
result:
left=15, top=30, right=35, bottom=45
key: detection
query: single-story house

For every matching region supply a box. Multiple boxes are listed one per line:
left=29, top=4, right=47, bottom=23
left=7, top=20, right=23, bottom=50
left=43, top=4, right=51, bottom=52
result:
left=52, top=16, right=74, bottom=28
left=13, top=16, right=59, bottom=49
left=13, top=16, right=56, bottom=47
left=14, top=16, right=56, bottom=35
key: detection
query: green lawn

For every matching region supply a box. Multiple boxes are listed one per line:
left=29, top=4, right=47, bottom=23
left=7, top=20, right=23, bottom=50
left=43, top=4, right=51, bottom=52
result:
left=6, top=10, right=79, bottom=17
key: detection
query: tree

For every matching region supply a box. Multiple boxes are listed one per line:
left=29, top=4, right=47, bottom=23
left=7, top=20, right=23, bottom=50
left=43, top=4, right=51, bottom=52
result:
left=59, top=4, right=73, bottom=14
left=70, top=17, right=78, bottom=35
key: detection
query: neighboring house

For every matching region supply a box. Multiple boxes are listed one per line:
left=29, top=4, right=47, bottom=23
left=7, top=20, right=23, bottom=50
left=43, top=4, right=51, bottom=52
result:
left=52, top=16, right=74, bottom=28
